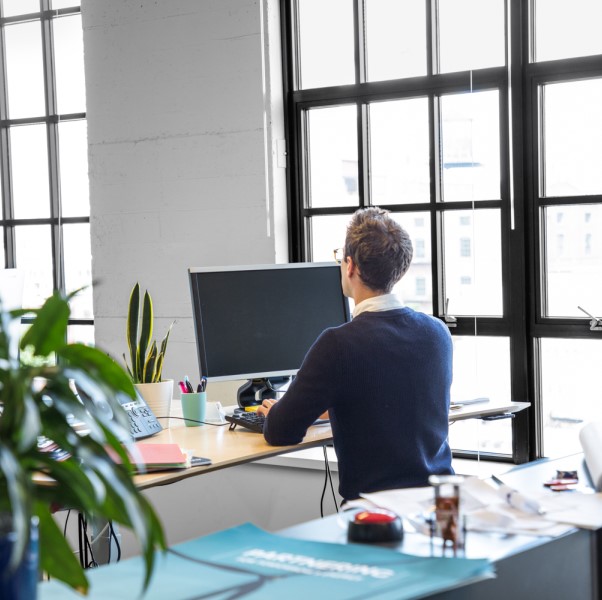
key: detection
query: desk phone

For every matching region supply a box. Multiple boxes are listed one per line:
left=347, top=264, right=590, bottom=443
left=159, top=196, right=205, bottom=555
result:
left=118, top=392, right=163, bottom=439
left=74, top=383, right=163, bottom=440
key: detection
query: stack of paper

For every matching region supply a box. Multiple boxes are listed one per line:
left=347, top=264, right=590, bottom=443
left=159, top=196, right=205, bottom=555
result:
left=131, top=442, right=189, bottom=471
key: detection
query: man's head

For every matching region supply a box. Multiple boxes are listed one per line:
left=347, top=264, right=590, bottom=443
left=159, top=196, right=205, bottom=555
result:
left=343, top=207, right=413, bottom=294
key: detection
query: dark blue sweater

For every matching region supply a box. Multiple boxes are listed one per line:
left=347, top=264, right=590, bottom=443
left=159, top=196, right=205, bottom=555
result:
left=263, top=307, right=454, bottom=500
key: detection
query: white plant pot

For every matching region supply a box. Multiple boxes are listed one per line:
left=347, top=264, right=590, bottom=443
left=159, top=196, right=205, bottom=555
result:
left=135, top=380, right=174, bottom=426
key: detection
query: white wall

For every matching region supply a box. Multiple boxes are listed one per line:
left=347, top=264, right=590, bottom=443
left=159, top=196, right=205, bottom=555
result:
left=82, top=0, right=287, bottom=388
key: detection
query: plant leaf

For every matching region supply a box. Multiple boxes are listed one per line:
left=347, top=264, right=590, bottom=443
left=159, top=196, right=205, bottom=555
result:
left=138, top=291, right=153, bottom=379
left=0, top=444, right=31, bottom=570
left=20, top=292, right=69, bottom=356
left=126, top=283, right=140, bottom=382
left=35, top=501, right=89, bottom=594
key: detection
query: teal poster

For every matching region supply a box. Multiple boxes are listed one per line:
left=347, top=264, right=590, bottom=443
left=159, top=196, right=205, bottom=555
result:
left=40, top=523, right=493, bottom=599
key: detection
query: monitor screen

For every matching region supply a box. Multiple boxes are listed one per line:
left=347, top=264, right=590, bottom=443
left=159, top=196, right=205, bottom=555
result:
left=188, top=263, right=350, bottom=383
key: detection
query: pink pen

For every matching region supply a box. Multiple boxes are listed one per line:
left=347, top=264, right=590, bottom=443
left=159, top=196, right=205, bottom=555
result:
left=178, top=381, right=188, bottom=394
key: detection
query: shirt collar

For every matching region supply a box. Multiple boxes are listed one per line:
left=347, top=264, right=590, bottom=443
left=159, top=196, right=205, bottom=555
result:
left=352, top=293, right=404, bottom=318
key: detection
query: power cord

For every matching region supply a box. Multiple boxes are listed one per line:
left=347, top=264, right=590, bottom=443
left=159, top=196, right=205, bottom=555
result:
left=320, top=444, right=339, bottom=517
left=154, top=415, right=229, bottom=426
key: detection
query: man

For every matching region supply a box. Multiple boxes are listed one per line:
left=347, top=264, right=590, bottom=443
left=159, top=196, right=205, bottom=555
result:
left=259, top=207, right=453, bottom=501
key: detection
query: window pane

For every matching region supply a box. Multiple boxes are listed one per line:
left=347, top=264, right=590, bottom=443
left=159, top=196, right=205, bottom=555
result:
left=448, top=336, right=512, bottom=455
left=541, top=339, right=602, bottom=457
left=441, top=90, right=500, bottom=202
left=14, top=225, right=54, bottom=308
left=369, top=98, right=430, bottom=205
left=438, top=0, right=505, bottom=73
left=542, top=79, right=602, bottom=197
left=52, top=0, right=81, bottom=8
left=443, top=209, right=503, bottom=316
left=4, top=22, right=45, bottom=119
left=365, top=0, right=426, bottom=81
left=308, top=214, right=350, bottom=262
left=67, top=324, right=94, bottom=346
left=307, top=105, right=358, bottom=208
left=544, top=205, right=602, bottom=318
left=391, top=212, right=432, bottom=312
left=63, top=223, right=93, bottom=318
left=11, top=124, right=50, bottom=219
left=58, top=120, right=90, bottom=217
left=2, top=0, right=39, bottom=17
left=53, top=14, right=86, bottom=115
left=535, top=0, right=602, bottom=62
left=298, top=0, right=354, bottom=89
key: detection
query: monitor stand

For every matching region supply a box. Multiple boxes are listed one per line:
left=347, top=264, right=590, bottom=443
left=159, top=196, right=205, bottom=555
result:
left=236, top=376, right=291, bottom=409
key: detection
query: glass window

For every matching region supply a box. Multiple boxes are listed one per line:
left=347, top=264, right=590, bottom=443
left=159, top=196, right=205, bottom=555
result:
left=535, top=0, right=602, bottom=62
left=544, top=205, right=602, bottom=318
left=542, top=79, right=602, bottom=197
left=308, top=214, right=351, bottom=262
left=10, top=124, right=50, bottom=219
left=391, top=212, right=431, bottom=313
left=63, top=223, right=93, bottom=319
left=53, top=14, right=86, bottom=115
left=437, top=0, right=505, bottom=73
left=67, top=324, right=94, bottom=346
left=1, top=6, right=92, bottom=338
left=4, top=21, right=45, bottom=119
left=443, top=209, right=503, bottom=317
left=58, top=120, right=90, bottom=217
left=365, top=0, right=426, bottom=82
left=2, top=0, right=39, bottom=18
left=52, top=0, right=82, bottom=8
left=307, top=105, right=358, bottom=208
left=440, top=90, right=501, bottom=202
left=415, top=239, right=425, bottom=258
left=298, top=0, right=354, bottom=89
left=540, top=339, right=602, bottom=457
left=14, top=225, right=54, bottom=308
left=369, top=98, right=430, bottom=205
left=448, top=336, right=512, bottom=455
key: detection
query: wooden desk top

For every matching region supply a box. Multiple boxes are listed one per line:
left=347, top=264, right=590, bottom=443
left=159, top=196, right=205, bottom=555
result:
left=133, top=399, right=530, bottom=489
left=133, top=403, right=333, bottom=490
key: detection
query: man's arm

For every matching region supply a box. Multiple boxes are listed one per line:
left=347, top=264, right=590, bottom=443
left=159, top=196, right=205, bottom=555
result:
left=261, top=329, right=339, bottom=445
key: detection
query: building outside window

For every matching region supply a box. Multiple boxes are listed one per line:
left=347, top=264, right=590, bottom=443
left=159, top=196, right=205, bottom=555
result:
left=281, top=0, right=602, bottom=463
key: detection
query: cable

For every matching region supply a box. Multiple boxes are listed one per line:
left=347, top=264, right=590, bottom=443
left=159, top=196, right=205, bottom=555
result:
left=109, top=521, right=121, bottom=562
left=154, top=415, right=229, bottom=427
left=320, top=445, right=339, bottom=517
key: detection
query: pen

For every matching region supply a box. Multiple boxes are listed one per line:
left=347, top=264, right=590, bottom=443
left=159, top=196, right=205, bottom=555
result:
left=178, top=380, right=188, bottom=394
left=184, top=376, right=194, bottom=393
left=200, top=376, right=207, bottom=392
left=492, top=475, right=544, bottom=515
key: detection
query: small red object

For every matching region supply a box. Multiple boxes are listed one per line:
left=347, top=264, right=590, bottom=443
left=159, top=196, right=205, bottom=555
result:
left=355, top=510, right=398, bottom=524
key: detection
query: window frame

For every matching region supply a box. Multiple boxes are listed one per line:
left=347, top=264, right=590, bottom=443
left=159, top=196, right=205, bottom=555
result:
left=0, top=1, right=90, bottom=331
left=281, top=0, right=602, bottom=464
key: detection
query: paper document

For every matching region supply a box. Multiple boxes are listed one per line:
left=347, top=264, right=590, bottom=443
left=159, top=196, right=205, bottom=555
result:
left=579, top=421, right=602, bottom=491
left=362, top=477, right=572, bottom=538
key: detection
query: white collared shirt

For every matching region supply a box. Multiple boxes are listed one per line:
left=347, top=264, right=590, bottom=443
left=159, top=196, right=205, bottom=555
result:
left=352, top=293, right=404, bottom=318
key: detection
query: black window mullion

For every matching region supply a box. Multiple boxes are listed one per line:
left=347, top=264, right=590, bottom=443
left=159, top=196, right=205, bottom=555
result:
left=0, top=19, right=14, bottom=268
left=40, top=4, right=64, bottom=295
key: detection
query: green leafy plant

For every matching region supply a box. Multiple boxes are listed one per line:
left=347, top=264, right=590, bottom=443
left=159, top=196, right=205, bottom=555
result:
left=0, top=290, right=166, bottom=594
left=124, top=283, right=174, bottom=384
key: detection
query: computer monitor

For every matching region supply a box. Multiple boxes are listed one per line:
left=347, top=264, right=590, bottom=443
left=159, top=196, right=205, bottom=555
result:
left=0, top=269, right=24, bottom=360
left=188, top=263, right=350, bottom=407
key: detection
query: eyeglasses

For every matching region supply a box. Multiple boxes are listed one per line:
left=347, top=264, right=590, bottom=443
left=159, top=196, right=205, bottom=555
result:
left=333, top=248, right=345, bottom=265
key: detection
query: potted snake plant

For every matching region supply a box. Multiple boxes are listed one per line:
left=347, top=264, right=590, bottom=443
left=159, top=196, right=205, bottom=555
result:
left=123, top=283, right=175, bottom=419
left=0, top=289, right=166, bottom=596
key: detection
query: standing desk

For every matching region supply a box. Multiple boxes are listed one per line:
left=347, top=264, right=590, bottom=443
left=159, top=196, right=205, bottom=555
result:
left=133, top=399, right=529, bottom=490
